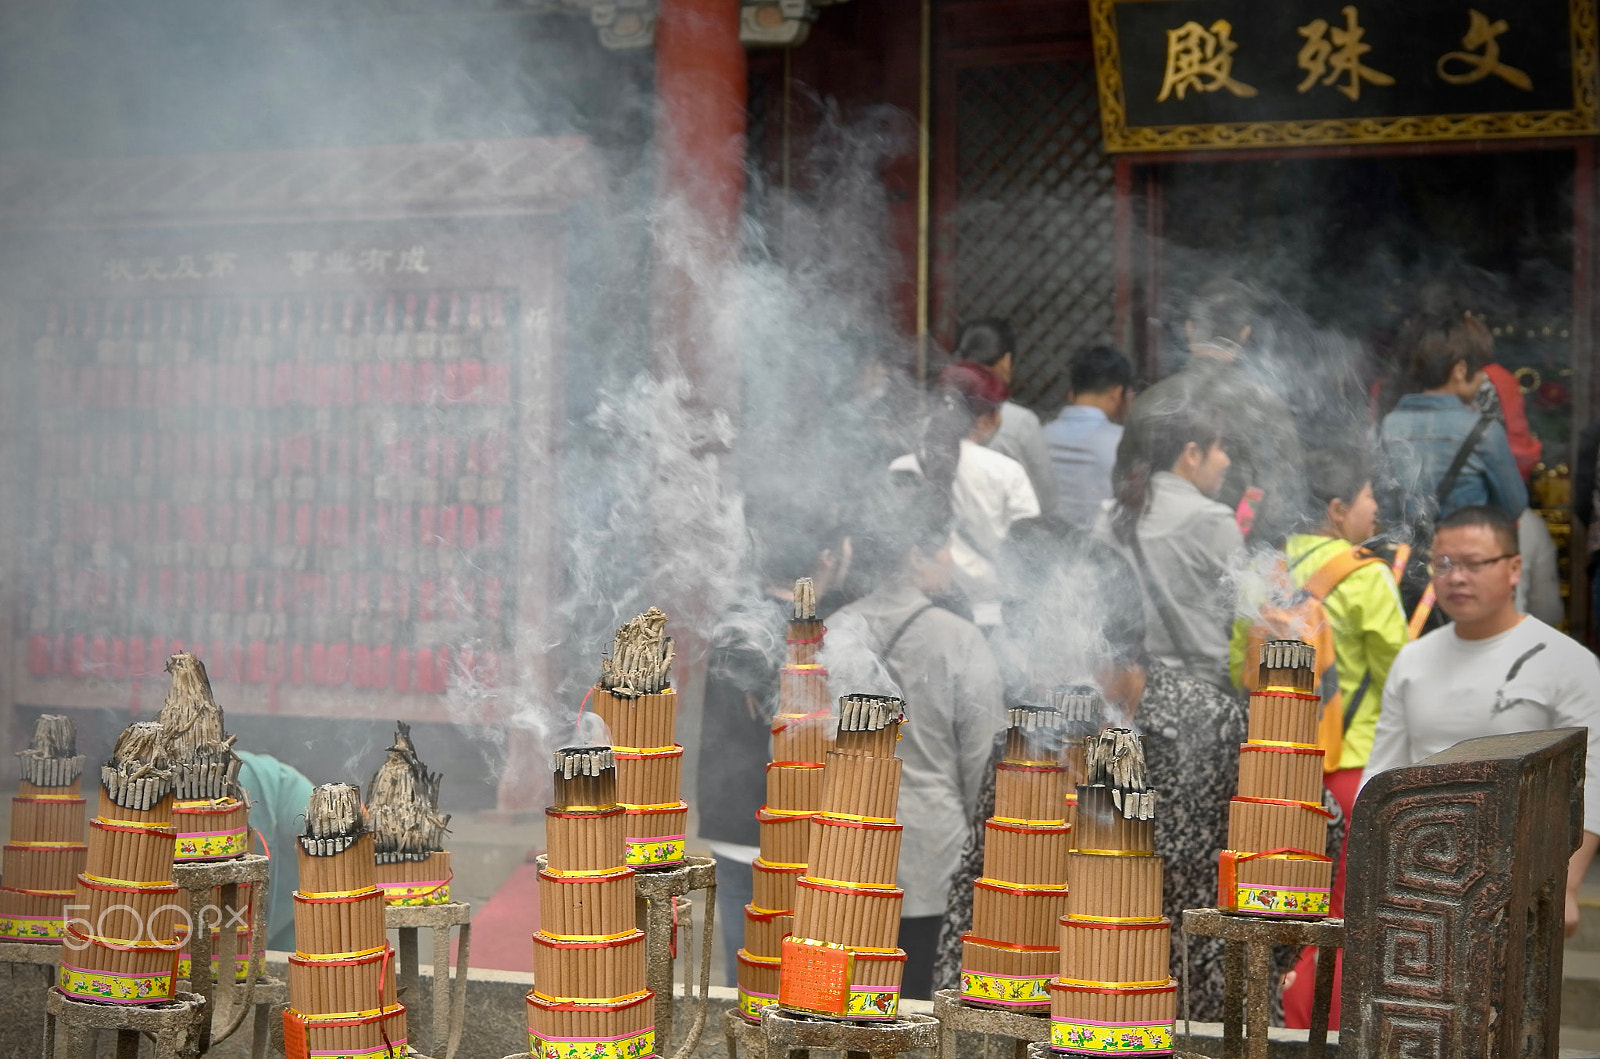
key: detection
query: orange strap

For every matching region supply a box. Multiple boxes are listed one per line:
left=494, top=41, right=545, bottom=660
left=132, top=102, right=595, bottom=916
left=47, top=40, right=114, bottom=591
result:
left=1302, top=546, right=1383, bottom=601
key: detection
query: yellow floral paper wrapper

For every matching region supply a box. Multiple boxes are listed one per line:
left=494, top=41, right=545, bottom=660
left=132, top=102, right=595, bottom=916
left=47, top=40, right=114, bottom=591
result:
left=1050, top=1019, right=1174, bottom=1053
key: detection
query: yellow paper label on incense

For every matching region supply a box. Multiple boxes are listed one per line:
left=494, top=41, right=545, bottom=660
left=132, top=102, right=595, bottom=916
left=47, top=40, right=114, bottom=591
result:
left=845, top=987, right=900, bottom=1018
left=174, top=829, right=249, bottom=860
left=0, top=915, right=66, bottom=940
left=297, top=1042, right=409, bottom=1059
left=177, top=953, right=251, bottom=981
left=528, top=1027, right=654, bottom=1059
left=959, top=970, right=1051, bottom=1005
left=1051, top=1020, right=1174, bottom=1052
left=378, top=880, right=451, bottom=905
left=1230, top=885, right=1330, bottom=916
left=738, top=988, right=778, bottom=1020
left=624, top=837, right=685, bottom=866
left=57, top=964, right=175, bottom=1003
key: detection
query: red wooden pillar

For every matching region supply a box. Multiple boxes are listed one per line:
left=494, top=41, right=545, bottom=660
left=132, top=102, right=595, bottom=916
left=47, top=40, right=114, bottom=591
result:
left=648, top=0, right=748, bottom=792
left=652, top=0, right=748, bottom=412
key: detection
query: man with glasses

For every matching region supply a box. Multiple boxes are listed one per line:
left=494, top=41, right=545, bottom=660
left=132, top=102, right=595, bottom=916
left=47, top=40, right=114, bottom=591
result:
left=1363, top=505, right=1600, bottom=935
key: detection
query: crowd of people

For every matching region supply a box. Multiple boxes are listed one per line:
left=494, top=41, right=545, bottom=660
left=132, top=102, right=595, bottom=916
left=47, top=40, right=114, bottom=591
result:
left=694, top=276, right=1600, bottom=1022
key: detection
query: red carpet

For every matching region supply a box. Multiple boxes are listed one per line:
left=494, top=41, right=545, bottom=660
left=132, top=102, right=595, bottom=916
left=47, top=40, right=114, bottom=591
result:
left=464, top=853, right=543, bottom=972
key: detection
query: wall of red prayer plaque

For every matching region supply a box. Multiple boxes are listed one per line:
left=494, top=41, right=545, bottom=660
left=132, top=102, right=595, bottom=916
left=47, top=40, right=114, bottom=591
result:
left=21, top=291, right=517, bottom=699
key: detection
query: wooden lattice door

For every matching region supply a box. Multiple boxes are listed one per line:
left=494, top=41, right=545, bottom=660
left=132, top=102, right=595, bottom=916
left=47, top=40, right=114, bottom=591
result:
left=937, top=56, right=1116, bottom=416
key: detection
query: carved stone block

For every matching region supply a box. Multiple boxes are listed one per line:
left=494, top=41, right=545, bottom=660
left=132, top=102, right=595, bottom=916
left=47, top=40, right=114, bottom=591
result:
left=1340, top=728, right=1585, bottom=1058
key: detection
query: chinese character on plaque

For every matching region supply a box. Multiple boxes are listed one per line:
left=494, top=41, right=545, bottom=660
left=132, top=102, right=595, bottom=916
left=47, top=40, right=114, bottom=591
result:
left=1437, top=8, right=1531, bottom=90
left=1156, top=19, right=1257, bottom=102
left=1297, top=6, right=1394, bottom=101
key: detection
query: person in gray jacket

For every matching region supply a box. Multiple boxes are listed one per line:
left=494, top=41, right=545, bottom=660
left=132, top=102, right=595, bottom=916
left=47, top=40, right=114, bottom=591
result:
left=1116, top=279, right=1305, bottom=544
left=1093, top=402, right=1244, bottom=690
left=824, top=473, right=1006, bottom=999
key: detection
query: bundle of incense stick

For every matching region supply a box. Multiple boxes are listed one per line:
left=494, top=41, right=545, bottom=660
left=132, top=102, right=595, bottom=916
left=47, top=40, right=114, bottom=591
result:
left=528, top=747, right=656, bottom=1058
left=58, top=721, right=184, bottom=1006
left=1050, top=728, right=1175, bottom=1055
left=738, top=579, right=837, bottom=1022
left=1046, top=686, right=1103, bottom=830
left=590, top=608, right=688, bottom=870
left=284, top=783, right=408, bottom=1059
left=1217, top=638, right=1334, bottom=919
left=778, top=694, right=908, bottom=1021
left=368, top=723, right=453, bottom=906
left=159, top=653, right=251, bottom=863
left=960, top=702, right=1074, bottom=1012
left=0, top=715, right=87, bottom=942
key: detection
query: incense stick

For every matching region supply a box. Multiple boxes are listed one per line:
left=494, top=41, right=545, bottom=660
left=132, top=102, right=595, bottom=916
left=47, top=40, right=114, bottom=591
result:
left=1052, top=727, right=1175, bottom=1048
left=1219, top=638, right=1333, bottom=918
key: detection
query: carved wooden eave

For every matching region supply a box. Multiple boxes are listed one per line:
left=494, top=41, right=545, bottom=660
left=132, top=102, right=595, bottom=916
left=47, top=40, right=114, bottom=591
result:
left=0, top=136, right=602, bottom=231
left=740, top=0, right=832, bottom=47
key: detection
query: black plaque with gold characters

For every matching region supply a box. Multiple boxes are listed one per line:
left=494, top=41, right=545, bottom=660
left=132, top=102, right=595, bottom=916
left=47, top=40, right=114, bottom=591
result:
left=1091, top=0, right=1597, bottom=151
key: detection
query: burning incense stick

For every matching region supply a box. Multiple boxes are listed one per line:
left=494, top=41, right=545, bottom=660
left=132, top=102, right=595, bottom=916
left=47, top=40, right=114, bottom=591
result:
left=287, top=783, right=406, bottom=1058
left=529, top=747, right=655, bottom=1057
left=958, top=702, right=1070, bottom=1012
left=59, top=719, right=180, bottom=1005
left=300, top=783, right=366, bottom=857
left=1052, top=727, right=1175, bottom=1054
left=737, top=580, right=838, bottom=1021
left=368, top=723, right=454, bottom=906
left=793, top=577, right=817, bottom=621
left=159, top=653, right=253, bottom=862
left=599, top=607, right=674, bottom=698
left=779, top=693, right=908, bottom=1021
left=17, top=714, right=85, bottom=788
left=592, top=608, right=688, bottom=870
left=1219, top=638, right=1333, bottom=919
left=158, top=652, right=243, bottom=802
left=0, top=715, right=87, bottom=942
left=1084, top=729, right=1156, bottom=821
left=103, top=721, right=174, bottom=813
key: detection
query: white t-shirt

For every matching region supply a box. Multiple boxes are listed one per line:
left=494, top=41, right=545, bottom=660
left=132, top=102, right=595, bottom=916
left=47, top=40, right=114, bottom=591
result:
left=1362, top=615, right=1600, bottom=835
left=890, top=440, right=1040, bottom=624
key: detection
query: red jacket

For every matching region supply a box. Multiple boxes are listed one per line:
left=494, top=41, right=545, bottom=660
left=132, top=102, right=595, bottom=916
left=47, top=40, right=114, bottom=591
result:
left=1486, top=363, right=1541, bottom=481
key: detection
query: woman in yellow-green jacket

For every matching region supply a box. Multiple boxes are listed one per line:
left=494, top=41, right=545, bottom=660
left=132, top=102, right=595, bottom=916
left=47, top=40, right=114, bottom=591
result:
left=1229, top=447, right=1408, bottom=1029
left=1228, top=448, right=1409, bottom=815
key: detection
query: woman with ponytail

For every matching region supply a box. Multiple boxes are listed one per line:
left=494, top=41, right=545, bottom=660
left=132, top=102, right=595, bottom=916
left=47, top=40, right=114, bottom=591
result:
left=1094, top=402, right=1243, bottom=689
left=890, top=361, right=1040, bottom=628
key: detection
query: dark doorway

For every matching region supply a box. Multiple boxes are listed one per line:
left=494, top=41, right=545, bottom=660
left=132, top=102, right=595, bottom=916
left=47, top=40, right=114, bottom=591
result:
left=1152, top=149, right=1577, bottom=462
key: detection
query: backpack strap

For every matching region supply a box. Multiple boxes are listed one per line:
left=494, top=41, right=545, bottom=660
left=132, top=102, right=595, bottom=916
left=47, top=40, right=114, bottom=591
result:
left=878, top=603, right=936, bottom=694
left=1433, top=413, right=1495, bottom=513
left=883, top=604, right=935, bottom=660
left=1301, top=546, right=1383, bottom=602
left=1301, top=546, right=1385, bottom=737
left=1342, top=671, right=1373, bottom=732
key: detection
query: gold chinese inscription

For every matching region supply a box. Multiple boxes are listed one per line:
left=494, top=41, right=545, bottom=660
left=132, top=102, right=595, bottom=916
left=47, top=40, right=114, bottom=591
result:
left=1297, top=6, right=1395, bottom=100
left=1156, top=19, right=1258, bottom=101
left=1437, top=8, right=1532, bottom=90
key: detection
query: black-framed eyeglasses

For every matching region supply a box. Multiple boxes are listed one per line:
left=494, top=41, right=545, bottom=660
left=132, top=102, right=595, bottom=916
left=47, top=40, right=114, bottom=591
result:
left=1428, top=553, right=1515, bottom=579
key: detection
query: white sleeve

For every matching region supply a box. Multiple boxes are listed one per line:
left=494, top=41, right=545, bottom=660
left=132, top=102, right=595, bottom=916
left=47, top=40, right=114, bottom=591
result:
left=1548, top=641, right=1600, bottom=837
left=1003, top=459, right=1041, bottom=526
left=1360, top=645, right=1415, bottom=793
